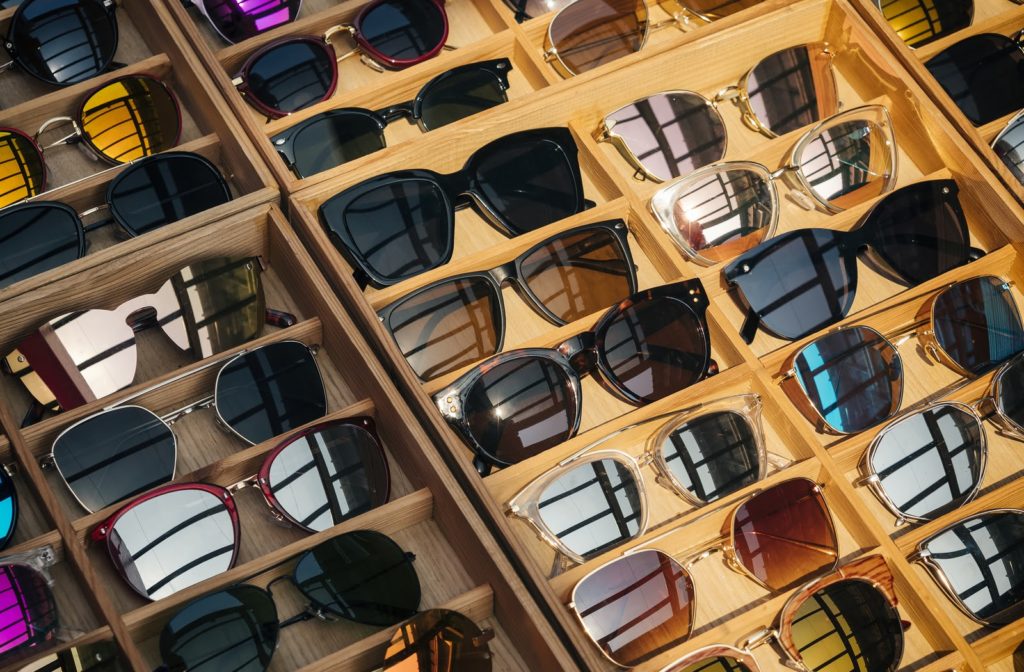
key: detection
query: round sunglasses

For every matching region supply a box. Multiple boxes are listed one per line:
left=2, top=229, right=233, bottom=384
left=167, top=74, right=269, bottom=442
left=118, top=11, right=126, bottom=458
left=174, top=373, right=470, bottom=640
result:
left=183, top=0, right=301, bottom=44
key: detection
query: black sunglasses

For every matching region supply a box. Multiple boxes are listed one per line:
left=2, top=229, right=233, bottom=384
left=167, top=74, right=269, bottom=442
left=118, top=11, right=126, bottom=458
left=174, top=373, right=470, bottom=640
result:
left=925, top=31, right=1024, bottom=126
left=433, top=279, right=716, bottom=474
left=723, top=179, right=978, bottom=343
left=318, top=127, right=591, bottom=288
left=272, top=59, right=514, bottom=179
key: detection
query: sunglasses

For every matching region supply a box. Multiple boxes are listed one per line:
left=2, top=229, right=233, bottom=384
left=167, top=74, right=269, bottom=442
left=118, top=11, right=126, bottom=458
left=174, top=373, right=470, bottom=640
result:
left=233, top=0, right=449, bottom=117
left=992, top=109, right=1024, bottom=186
left=434, top=279, right=716, bottom=474
left=911, top=508, right=1024, bottom=625
left=0, top=547, right=58, bottom=664
left=272, top=59, right=513, bottom=179
left=381, top=609, right=494, bottom=671
left=2, top=0, right=119, bottom=86
left=925, top=31, right=1024, bottom=126
left=318, top=127, right=590, bottom=288
left=183, top=0, right=301, bottom=44
left=378, top=219, right=637, bottom=381
left=874, top=0, right=974, bottom=48
left=599, top=44, right=839, bottom=181
left=0, top=470, right=16, bottom=551
left=780, top=276, right=1024, bottom=435
left=724, top=179, right=973, bottom=343
left=3, top=257, right=288, bottom=415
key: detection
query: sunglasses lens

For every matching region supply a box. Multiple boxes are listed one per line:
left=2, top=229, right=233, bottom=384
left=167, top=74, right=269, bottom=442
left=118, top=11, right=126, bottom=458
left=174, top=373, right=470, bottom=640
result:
left=996, top=356, right=1024, bottom=428
left=201, top=0, right=300, bottom=42
left=275, top=111, right=385, bottom=178
left=994, top=114, right=1024, bottom=185
left=549, top=0, right=646, bottom=74
left=11, top=0, right=116, bottom=85
left=106, top=485, right=238, bottom=600
left=0, top=564, right=56, bottom=659
left=215, top=341, right=326, bottom=444
left=878, top=0, right=972, bottom=47
left=358, top=0, right=447, bottom=63
left=927, top=34, right=1024, bottom=126
left=538, top=458, right=642, bottom=560
left=0, top=471, right=15, bottom=549
left=0, top=203, right=81, bottom=289
left=383, top=609, right=490, bottom=671
left=246, top=40, right=334, bottom=114
left=870, top=404, right=983, bottom=521
left=794, top=326, right=902, bottom=433
left=573, top=550, right=693, bottom=666
left=419, top=65, right=507, bottom=130
left=606, top=92, right=726, bottom=181
left=660, top=410, right=760, bottom=504
left=921, top=510, right=1024, bottom=623
left=264, top=420, right=390, bottom=532
left=797, top=116, right=894, bottom=210
left=160, top=584, right=278, bottom=672
left=933, top=276, right=1024, bottom=374
left=0, top=130, right=45, bottom=208
left=79, top=76, right=180, bottom=164
left=294, top=530, right=420, bottom=625
left=108, top=153, right=231, bottom=236
left=747, top=45, right=838, bottom=136
left=53, top=406, right=175, bottom=513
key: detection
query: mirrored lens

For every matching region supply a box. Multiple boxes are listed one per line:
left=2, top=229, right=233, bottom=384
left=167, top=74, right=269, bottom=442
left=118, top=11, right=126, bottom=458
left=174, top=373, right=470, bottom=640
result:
left=419, top=63, right=508, bottom=130
left=0, top=564, right=56, bottom=660
left=925, top=33, right=1024, bottom=126
left=276, top=110, right=385, bottom=178
left=572, top=550, right=693, bottom=667
left=605, top=91, right=726, bottom=181
left=0, top=471, right=15, bottom=549
left=80, top=76, right=180, bottom=163
left=160, top=584, right=278, bottom=672
left=994, top=113, right=1024, bottom=185
left=10, top=0, right=117, bottom=85
left=108, top=152, right=231, bottom=237
left=202, top=0, right=300, bottom=42
left=657, top=167, right=774, bottom=263
left=107, top=485, right=238, bottom=600
left=0, top=202, right=82, bottom=289
left=537, top=457, right=642, bottom=560
left=877, top=0, right=973, bottom=48
left=793, top=326, right=902, bottom=433
left=549, top=0, right=646, bottom=74
left=293, top=530, right=419, bottom=625
left=264, top=420, right=390, bottom=532
left=659, top=410, right=760, bottom=504
left=933, top=276, right=1024, bottom=375
left=357, top=0, right=446, bottom=62
left=53, top=406, right=175, bottom=513
left=996, top=356, right=1024, bottom=430
left=246, top=40, right=334, bottom=114
left=746, top=44, right=838, bottom=136
left=0, top=130, right=45, bottom=209
left=797, top=118, right=893, bottom=210
left=215, top=341, right=327, bottom=444
left=869, top=403, right=983, bottom=521
left=383, top=609, right=491, bottom=672
left=921, top=510, right=1024, bottom=624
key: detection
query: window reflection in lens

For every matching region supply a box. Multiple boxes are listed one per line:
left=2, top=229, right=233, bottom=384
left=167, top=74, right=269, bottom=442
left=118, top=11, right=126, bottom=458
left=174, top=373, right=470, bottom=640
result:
left=746, top=44, right=838, bottom=136
left=932, top=276, right=1024, bottom=375
left=660, top=410, right=760, bottom=503
left=549, top=0, right=647, bottom=75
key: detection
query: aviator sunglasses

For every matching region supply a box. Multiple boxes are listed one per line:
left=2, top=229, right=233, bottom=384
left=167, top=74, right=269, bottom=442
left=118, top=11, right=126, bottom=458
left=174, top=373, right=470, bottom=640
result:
left=925, top=30, right=1024, bottom=126
left=182, top=0, right=301, bottom=44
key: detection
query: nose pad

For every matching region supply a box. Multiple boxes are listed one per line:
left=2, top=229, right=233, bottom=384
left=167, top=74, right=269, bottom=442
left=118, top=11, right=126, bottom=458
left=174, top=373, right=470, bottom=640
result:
left=125, top=306, right=158, bottom=333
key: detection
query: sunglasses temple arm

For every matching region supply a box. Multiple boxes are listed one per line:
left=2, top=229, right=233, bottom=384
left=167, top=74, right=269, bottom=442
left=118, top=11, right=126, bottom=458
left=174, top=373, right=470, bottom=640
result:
left=266, top=308, right=297, bottom=328
left=0, top=61, right=13, bottom=74
left=739, top=307, right=759, bottom=344
left=102, top=350, right=246, bottom=412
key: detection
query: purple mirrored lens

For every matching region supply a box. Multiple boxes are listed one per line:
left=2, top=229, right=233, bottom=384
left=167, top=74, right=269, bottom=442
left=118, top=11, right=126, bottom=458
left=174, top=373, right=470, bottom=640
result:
left=0, top=563, right=56, bottom=659
left=202, top=0, right=301, bottom=43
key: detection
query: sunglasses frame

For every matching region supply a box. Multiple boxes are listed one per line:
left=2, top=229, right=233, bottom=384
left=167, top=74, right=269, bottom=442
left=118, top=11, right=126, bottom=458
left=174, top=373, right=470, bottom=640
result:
left=659, top=645, right=760, bottom=672
left=0, top=546, right=59, bottom=663
left=185, top=0, right=302, bottom=44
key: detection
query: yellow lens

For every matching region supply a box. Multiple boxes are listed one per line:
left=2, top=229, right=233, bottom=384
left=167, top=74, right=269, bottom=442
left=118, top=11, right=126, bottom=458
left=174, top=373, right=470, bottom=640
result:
left=80, top=76, right=180, bottom=164
left=0, top=130, right=45, bottom=208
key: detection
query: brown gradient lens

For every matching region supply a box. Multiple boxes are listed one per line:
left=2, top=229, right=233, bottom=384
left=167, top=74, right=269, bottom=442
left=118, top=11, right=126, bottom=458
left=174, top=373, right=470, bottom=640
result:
left=521, top=228, right=633, bottom=323
left=731, top=478, right=837, bottom=591
left=664, top=0, right=764, bottom=19
left=549, top=0, right=647, bottom=75
left=382, top=609, right=491, bottom=671
left=386, top=277, right=501, bottom=381
left=573, top=549, right=693, bottom=667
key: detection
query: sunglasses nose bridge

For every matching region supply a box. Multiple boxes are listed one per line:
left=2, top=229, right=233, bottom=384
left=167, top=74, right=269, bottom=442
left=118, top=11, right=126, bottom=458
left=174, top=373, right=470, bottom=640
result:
left=377, top=101, right=415, bottom=123
left=557, top=332, right=597, bottom=375
left=35, top=116, right=81, bottom=150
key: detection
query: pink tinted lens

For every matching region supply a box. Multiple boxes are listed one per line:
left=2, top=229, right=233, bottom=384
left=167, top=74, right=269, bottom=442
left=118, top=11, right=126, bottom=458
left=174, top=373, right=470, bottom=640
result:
left=202, top=0, right=300, bottom=42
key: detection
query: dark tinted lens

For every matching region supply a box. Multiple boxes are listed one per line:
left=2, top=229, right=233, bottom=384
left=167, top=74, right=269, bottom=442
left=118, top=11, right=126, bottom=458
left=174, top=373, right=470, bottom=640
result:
left=160, top=585, right=278, bottom=672
left=245, top=40, right=334, bottom=114
left=0, top=470, right=15, bottom=549
left=660, top=410, right=759, bottom=503
left=605, top=92, right=726, bottom=181
left=746, top=45, right=838, bottom=136
left=108, top=153, right=231, bottom=236
left=419, top=64, right=508, bottom=130
left=869, top=403, right=984, bottom=521
left=794, top=326, right=902, bottom=433
left=10, top=0, right=117, bottom=85
left=462, top=356, right=577, bottom=465
left=215, top=341, right=327, bottom=444
left=933, top=276, right=1024, bottom=375
left=537, top=457, right=642, bottom=559
left=201, top=0, right=300, bottom=42
left=53, top=406, right=175, bottom=513
left=997, top=356, right=1024, bottom=430
left=0, top=202, right=81, bottom=288
left=0, top=129, right=45, bottom=209
left=0, top=564, right=56, bottom=660
left=798, top=117, right=894, bottom=209
left=925, top=33, right=1024, bottom=126
left=572, top=550, right=693, bottom=666
left=921, top=510, right=1024, bottom=623
left=264, top=420, right=390, bottom=532
left=293, top=530, right=420, bottom=625
left=357, top=0, right=446, bottom=62
left=878, top=0, right=973, bottom=47
left=383, top=609, right=491, bottom=672
left=276, top=110, right=385, bottom=178
left=995, top=113, right=1024, bottom=186
left=548, top=0, right=646, bottom=74
left=725, top=228, right=855, bottom=341
left=384, top=276, right=501, bottom=380
left=599, top=295, right=709, bottom=402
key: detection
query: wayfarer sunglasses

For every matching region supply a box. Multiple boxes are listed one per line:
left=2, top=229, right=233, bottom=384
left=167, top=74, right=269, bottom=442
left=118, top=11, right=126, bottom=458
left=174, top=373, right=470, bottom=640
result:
left=434, top=279, right=716, bottom=474
left=318, top=127, right=590, bottom=288
left=182, top=0, right=301, bottom=44
left=378, top=219, right=637, bottom=381
left=873, top=0, right=975, bottom=48
left=925, top=30, right=1024, bottom=126
left=272, top=59, right=513, bottom=178
left=0, top=547, right=59, bottom=664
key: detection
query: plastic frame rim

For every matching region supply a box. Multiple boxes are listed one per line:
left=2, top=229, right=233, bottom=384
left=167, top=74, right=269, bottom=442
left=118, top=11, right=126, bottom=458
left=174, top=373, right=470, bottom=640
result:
left=350, top=0, right=449, bottom=70
left=236, top=36, right=339, bottom=119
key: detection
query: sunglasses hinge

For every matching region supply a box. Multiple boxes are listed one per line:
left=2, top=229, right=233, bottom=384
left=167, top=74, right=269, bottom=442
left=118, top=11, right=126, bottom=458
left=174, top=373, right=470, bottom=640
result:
left=227, top=475, right=258, bottom=492
left=0, top=60, right=13, bottom=73
left=37, top=454, right=55, bottom=471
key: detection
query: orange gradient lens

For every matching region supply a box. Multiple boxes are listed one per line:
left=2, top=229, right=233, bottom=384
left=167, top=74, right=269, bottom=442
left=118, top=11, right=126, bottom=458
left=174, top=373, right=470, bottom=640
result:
left=80, top=76, right=180, bottom=164
left=0, top=129, right=44, bottom=208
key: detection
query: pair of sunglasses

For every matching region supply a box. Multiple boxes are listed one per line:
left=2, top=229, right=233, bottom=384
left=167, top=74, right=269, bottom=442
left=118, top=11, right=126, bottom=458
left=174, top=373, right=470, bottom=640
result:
left=724, top=179, right=975, bottom=343
left=0, top=547, right=58, bottom=664
left=874, top=0, right=975, bottom=48
left=318, top=127, right=589, bottom=288
left=378, top=219, right=637, bottom=381
left=183, top=0, right=301, bottom=43
left=993, top=109, right=1024, bottom=186
left=46, top=342, right=337, bottom=513
left=781, top=275, right=1024, bottom=435
left=925, top=31, right=1024, bottom=126
left=272, top=59, right=513, bottom=179
left=233, top=0, right=449, bottom=117
left=434, top=279, right=716, bottom=474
